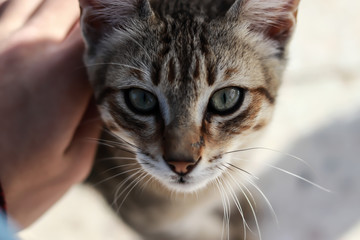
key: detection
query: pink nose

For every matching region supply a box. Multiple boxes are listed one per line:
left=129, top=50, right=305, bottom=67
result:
left=167, top=161, right=197, bottom=175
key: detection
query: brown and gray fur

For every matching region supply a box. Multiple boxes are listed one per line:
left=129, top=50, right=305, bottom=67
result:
left=79, top=0, right=300, bottom=239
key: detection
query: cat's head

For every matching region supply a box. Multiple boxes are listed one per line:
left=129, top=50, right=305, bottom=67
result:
left=79, top=0, right=300, bottom=192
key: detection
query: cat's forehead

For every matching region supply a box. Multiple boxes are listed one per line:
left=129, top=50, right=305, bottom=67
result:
left=114, top=17, right=261, bottom=85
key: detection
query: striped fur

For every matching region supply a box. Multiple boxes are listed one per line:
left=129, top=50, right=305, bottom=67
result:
left=80, top=0, right=300, bottom=239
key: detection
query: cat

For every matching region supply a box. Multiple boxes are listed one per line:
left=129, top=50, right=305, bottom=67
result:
left=79, top=0, right=300, bottom=239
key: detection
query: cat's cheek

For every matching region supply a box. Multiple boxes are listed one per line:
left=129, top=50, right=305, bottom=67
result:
left=98, top=105, right=113, bottom=124
left=95, top=106, right=129, bottom=141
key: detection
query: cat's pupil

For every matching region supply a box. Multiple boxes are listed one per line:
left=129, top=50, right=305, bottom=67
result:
left=222, top=93, right=227, bottom=104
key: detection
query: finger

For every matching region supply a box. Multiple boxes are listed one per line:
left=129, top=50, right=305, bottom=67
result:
left=64, top=99, right=102, bottom=183
left=0, top=0, right=43, bottom=40
left=57, top=24, right=92, bottom=131
left=31, top=23, right=92, bottom=151
left=25, top=0, right=80, bottom=41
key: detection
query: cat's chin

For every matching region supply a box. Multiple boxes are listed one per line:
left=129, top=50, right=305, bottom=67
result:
left=152, top=170, right=224, bottom=194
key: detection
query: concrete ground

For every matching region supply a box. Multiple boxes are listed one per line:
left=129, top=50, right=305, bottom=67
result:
left=18, top=0, right=360, bottom=239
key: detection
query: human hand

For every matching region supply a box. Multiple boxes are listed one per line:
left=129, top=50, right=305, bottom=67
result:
left=0, top=0, right=101, bottom=228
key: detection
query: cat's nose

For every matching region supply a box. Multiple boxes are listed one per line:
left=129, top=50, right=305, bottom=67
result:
left=165, top=158, right=201, bottom=176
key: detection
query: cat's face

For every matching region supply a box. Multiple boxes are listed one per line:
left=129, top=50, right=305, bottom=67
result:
left=80, top=0, right=299, bottom=192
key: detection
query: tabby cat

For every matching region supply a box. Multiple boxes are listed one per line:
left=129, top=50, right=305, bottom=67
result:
left=79, top=0, right=300, bottom=239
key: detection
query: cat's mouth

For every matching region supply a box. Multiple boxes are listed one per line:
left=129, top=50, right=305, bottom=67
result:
left=174, top=175, right=191, bottom=185
left=165, top=164, right=220, bottom=192
left=167, top=175, right=203, bottom=192
left=164, top=170, right=218, bottom=193
left=178, top=176, right=187, bottom=184
left=170, top=174, right=191, bottom=185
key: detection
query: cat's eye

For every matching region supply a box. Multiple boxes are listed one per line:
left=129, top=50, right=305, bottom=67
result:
left=125, top=88, right=158, bottom=114
left=209, top=87, right=244, bottom=115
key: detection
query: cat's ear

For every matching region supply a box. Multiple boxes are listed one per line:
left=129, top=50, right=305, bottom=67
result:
left=226, top=0, right=300, bottom=46
left=79, top=0, right=153, bottom=46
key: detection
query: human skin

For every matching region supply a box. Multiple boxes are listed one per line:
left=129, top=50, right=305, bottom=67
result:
left=0, top=0, right=101, bottom=228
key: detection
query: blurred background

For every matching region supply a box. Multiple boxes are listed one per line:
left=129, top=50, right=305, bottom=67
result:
left=18, top=0, right=360, bottom=239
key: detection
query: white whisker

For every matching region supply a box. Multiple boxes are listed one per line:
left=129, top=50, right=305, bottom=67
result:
left=86, top=136, right=139, bottom=155
left=234, top=157, right=331, bottom=192
left=97, top=157, right=138, bottom=163
left=266, top=164, right=331, bottom=192
left=222, top=173, right=248, bottom=240
left=213, top=178, right=226, bottom=240
left=217, top=178, right=231, bottom=240
left=139, top=174, right=155, bottom=194
left=225, top=171, right=262, bottom=240
left=224, top=163, right=257, bottom=207
left=105, top=130, right=145, bottom=153
left=117, top=172, right=148, bottom=211
left=86, top=62, right=148, bottom=75
left=86, top=138, right=116, bottom=149
left=122, top=33, right=152, bottom=61
left=100, top=163, right=140, bottom=174
left=225, top=146, right=314, bottom=172
left=226, top=162, right=259, bottom=180
left=94, top=167, right=142, bottom=186
left=112, top=169, right=143, bottom=208
left=242, top=176, right=279, bottom=227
